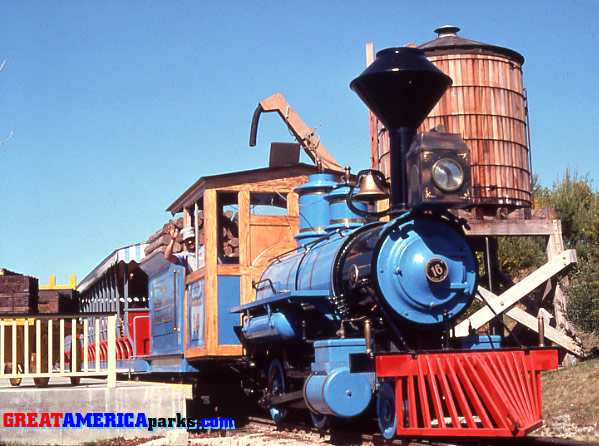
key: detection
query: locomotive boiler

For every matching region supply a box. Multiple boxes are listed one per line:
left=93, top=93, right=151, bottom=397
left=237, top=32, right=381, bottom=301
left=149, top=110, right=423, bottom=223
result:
left=232, top=47, right=557, bottom=438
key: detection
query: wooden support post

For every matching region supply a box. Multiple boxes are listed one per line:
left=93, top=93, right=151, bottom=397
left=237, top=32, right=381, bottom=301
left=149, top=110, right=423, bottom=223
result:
left=204, top=189, right=218, bottom=355
left=24, top=318, right=30, bottom=375
left=483, top=237, right=503, bottom=336
left=0, top=320, right=4, bottom=377
left=48, top=320, right=52, bottom=374
left=83, top=319, right=89, bottom=372
left=366, top=43, right=379, bottom=171
left=107, top=315, right=116, bottom=388
left=547, top=219, right=578, bottom=365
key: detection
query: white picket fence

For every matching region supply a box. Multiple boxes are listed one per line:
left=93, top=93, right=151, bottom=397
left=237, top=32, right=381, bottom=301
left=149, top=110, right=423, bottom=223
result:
left=0, top=313, right=116, bottom=388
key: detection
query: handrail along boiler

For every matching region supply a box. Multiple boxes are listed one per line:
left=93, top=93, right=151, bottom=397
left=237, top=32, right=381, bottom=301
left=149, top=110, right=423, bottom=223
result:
left=232, top=47, right=558, bottom=438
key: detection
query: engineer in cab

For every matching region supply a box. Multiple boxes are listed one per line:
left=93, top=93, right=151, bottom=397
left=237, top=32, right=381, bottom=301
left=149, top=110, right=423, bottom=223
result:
left=164, top=226, right=205, bottom=273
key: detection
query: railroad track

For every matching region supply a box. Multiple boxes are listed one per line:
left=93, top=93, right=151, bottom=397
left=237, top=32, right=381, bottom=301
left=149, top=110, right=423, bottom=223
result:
left=237, top=416, right=598, bottom=446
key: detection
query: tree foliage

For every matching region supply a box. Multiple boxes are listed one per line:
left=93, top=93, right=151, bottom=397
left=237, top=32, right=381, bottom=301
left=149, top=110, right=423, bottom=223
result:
left=549, top=171, right=599, bottom=333
left=535, top=170, right=599, bottom=333
left=497, top=236, right=546, bottom=278
left=496, top=170, right=599, bottom=333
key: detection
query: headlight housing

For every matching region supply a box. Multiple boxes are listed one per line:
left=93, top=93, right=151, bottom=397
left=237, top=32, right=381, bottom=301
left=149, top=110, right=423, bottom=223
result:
left=432, top=158, right=464, bottom=192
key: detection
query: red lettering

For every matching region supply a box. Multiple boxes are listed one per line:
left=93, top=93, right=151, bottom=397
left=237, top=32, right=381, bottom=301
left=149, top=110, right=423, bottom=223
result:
left=27, top=413, right=38, bottom=428
left=50, top=413, right=63, bottom=427
left=15, top=413, right=26, bottom=427
left=39, top=413, right=51, bottom=428
left=3, top=413, right=13, bottom=427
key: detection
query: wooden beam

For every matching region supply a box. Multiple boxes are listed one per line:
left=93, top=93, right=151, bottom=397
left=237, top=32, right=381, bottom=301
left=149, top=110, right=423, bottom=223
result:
left=238, top=191, right=250, bottom=267
left=546, top=219, right=578, bottom=365
left=259, top=93, right=342, bottom=172
left=454, top=249, right=577, bottom=336
left=204, top=189, right=218, bottom=355
left=547, top=219, right=564, bottom=257
left=467, top=288, right=581, bottom=355
left=464, top=219, right=556, bottom=236
left=504, top=306, right=582, bottom=356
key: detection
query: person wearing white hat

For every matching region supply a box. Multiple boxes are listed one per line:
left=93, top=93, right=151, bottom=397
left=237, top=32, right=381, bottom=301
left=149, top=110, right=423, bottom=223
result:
left=164, top=225, right=205, bottom=274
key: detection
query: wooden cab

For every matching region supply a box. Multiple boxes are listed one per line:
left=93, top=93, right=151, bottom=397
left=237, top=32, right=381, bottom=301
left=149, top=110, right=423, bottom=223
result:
left=166, top=164, right=326, bottom=360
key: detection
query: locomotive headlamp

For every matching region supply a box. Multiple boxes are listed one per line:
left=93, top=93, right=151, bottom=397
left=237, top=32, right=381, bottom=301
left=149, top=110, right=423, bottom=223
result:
left=406, top=131, right=472, bottom=210
left=432, top=158, right=464, bottom=192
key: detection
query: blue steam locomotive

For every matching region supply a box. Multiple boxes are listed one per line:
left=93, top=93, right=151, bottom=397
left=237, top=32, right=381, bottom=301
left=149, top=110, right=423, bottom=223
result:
left=77, top=47, right=557, bottom=439
left=230, top=47, right=556, bottom=438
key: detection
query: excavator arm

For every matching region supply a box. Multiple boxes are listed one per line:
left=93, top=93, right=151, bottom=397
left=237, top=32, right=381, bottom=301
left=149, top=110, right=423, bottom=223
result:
left=249, top=92, right=342, bottom=172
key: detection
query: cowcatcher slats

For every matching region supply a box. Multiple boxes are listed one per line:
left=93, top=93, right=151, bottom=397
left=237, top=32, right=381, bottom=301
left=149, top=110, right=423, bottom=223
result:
left=375, top=349, right=558, bottom=437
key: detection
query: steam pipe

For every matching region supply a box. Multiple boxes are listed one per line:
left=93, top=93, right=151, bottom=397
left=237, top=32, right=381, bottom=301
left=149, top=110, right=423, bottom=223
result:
left=389, top=127, right=415, bottom=214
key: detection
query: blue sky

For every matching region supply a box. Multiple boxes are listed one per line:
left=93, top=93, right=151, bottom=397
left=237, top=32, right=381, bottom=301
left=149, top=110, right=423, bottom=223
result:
left=1, top=1, right=598, bottom=286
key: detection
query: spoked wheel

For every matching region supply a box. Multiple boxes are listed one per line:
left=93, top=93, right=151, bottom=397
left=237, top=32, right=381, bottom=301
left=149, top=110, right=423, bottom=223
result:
left=377, top=382, right=397, bottom=440
left=268, top=359, right=287, bottom=423
left=310, top=411, right=330, bottom=429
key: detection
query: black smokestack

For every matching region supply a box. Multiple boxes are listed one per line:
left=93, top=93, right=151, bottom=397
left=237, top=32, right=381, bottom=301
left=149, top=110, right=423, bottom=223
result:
left=351, top=47, right=452, bottom=213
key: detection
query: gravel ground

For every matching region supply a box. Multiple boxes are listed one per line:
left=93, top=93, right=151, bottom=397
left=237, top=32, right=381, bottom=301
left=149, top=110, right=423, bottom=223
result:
left=131, top=422, right=357, bottom=446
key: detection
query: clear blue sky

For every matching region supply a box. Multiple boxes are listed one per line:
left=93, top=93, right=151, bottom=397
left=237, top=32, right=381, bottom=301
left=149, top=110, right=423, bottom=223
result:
left=1, top=1, right=598, bottom=286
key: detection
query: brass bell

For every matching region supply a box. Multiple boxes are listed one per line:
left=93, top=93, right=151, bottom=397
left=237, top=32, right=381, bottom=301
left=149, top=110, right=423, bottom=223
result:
left=353, top=169, right=389, bottom=202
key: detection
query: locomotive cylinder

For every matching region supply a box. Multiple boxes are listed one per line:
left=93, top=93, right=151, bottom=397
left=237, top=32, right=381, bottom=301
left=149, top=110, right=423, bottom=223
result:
left=304, top=338, right=374, bottom=417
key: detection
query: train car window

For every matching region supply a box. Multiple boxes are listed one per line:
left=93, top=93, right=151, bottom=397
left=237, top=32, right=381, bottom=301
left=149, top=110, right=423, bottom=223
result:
left=185, top=196, right=205, bottom=271
left=217, top=192, right=239, bottom=264
left=250, top=192, right=287, bottom=216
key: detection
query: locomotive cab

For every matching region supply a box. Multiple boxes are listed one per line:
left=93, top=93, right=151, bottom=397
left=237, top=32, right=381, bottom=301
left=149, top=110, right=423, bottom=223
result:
left=163, top=164, right=341, bottom=361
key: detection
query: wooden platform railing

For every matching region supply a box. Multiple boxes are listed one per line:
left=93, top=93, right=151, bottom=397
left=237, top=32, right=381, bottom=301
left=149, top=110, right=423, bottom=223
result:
left=0, top=313, right=116, bottom=388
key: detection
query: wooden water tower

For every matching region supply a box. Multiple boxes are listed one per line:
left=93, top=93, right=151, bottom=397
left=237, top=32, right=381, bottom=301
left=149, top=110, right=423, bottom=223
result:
left=419, top=26, right=531, bottom=210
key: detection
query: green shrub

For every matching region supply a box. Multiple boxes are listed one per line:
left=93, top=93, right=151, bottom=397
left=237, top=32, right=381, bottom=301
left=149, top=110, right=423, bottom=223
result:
left=564, top=248, right=599, bottom=334
left=542, top=170, right=599, bottom=333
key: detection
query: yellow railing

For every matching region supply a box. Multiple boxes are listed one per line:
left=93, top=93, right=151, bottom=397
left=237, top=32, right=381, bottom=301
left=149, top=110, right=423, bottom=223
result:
left=0, top=313, right=116, bottom=388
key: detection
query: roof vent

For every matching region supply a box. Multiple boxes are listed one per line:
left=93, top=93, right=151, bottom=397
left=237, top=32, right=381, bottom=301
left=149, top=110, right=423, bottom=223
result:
left=434, top=25, right=460, bottom=38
